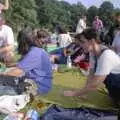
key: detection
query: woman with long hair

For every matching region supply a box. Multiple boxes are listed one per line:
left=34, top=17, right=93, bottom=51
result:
left=2, top=27, right=52, bottom=96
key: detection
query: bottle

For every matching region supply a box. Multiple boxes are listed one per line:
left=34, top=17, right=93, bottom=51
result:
left=24, top=109, right=39, bottom=120
left=67, top=55, right=72, bottom=68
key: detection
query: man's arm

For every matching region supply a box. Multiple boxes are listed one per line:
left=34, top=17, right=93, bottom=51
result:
left=0, top=45, right=14, bottom=54
left=64, top=75, right=106, bottom=97
left=4, top=67, right=24, bottom=77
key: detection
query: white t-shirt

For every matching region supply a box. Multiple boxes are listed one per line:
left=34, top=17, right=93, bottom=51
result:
left=95, top=49, right=120, bottom=76
left=112, top=31, right=120, bottom=56
left=0, top=25, right=14, bottom=48
left=58, top=33, right=72, bottom=48
left=76, top=19, right=86, bottom=33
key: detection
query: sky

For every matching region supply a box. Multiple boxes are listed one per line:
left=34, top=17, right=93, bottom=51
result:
left=58, top=0, right=120, bottom=8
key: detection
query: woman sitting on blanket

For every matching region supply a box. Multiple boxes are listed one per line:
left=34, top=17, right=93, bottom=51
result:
left=64, top=28, right=120, bottom=104
left=2, top=27, right=52, bottom=96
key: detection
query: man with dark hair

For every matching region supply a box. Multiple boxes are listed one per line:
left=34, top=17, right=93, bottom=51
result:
left=0, top=13, right=15, bottom=66
left=64, top=28, right=120, bottom=104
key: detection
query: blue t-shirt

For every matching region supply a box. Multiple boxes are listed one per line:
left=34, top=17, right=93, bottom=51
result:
left=17, top=47, right=52, bottom=94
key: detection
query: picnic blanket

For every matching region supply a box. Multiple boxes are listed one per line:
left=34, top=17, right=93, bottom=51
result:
left=39, top=69, right=118, bottom=111
left=41, top=105, right=118, bottom=120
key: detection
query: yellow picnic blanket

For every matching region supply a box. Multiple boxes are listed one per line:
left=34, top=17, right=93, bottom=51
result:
left=39, top=69, right=118, bottom=111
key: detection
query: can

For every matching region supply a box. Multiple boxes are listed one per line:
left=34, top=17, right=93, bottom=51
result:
left=24, top=109, right=39, bottom=120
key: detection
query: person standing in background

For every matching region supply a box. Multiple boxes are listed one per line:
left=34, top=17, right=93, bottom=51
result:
left=92, top=16, right=103, bottom=33
left=0, top=13, right=15, bottom=67
left=58, top=27, right=72, bottom=48
left=0, top=0, right=9, bottom=13
left=76, top=16, right=87, bottom=34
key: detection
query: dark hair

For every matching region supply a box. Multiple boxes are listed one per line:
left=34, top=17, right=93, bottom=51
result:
left=17, top=28, right=49, bottom=56
left=37, top=29, right=48, bottom=39
left=74, top=33, right=83, bottom=42
left=36, top=29, right=49, bottom=48
left=81, top=28, right=101, bottom=43
left=17, top=27, right=35, bottom=55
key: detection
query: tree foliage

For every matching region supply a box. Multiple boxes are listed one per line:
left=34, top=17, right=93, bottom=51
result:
left=3, top=0, right=120, bottom=32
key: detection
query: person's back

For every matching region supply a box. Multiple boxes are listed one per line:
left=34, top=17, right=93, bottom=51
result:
left=59, top=33, right=72, bottom=48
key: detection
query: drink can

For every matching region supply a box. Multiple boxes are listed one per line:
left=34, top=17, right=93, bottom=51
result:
left=24, top=109, right=39, bottom=120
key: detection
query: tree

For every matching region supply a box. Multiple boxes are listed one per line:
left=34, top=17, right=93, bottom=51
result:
left=99, top=1, right=114, bottom=27
left=87, top=6, right=98, bottom=26
left=5, top=0, right=38, bottom=32
left=70, top=2, right=87, bottom=31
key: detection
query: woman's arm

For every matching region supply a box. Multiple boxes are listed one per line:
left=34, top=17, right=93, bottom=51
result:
left=64, top=75, right=106, bottom=97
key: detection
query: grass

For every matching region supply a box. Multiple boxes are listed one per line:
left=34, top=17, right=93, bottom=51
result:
left=0, top=66, right=118, bottom=119
left=20, top=66, right=118, bottom=117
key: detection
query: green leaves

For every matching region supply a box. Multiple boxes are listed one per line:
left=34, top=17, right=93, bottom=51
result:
left=5, top=0, right=38, bottom=32
left=3, top=0, right=120, bottom=33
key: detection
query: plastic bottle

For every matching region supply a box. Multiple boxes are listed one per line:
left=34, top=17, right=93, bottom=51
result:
left=24, top=109, right=40, bottom=120
left=67, top=55, right=72, bottom=68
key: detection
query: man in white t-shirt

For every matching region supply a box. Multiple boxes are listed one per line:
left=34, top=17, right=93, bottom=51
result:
left=58, top=28, right=72, bottom=48
left=0, top=14, right=15, bottom=66
left=76, top=16, right=87, bottom=34
left=64, top=28, right=120, bottom=102
left=58, top=33, right=72, bottom=48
